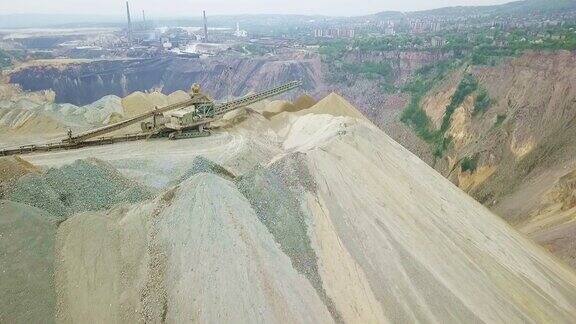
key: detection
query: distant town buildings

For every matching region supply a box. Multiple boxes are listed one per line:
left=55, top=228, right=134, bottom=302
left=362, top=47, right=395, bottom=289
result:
left=409, top=19, right=441, bottom=34
left=430, top=36, right=446, bottom=47
left=384, top=21, right=396, bottom=36
left=314, top=28, right=355, bottom=38
left=234, top=23, right=248, bottom=38
left=32, top=0, right=573, bottom=62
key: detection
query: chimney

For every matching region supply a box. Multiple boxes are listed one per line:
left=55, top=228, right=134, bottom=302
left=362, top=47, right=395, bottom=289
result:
left=203, top=10, right=208, bottom=42
left=126, top=1, right=132, bottom=41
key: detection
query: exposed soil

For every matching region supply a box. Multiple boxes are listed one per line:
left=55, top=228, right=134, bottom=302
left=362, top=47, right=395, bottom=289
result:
left=413, top=50, right=576, bottom=268
left=2, top=93, right=576, bottom=322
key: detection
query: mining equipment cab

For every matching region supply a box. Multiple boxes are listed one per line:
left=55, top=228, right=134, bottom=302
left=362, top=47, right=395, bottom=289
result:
left=162, top=84, right=216, bottom=139
left=138, top=83, right=216, bottom=139
left=0, top=80, right=303, bottom=156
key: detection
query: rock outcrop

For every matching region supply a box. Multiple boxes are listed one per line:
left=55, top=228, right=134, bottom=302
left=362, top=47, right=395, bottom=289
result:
left=9, top=56, right=323, bottom=105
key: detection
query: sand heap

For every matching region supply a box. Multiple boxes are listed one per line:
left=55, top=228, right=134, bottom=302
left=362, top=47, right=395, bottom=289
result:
left=0, top=88, right=197, bottom=148
left=0, top=89, right=192, bottom=140
left=0, top=107, right=67, bottom=135
left=56, top=173, right=332, bottom=323
left=36, top=93, right=576, bottom=323
left=121, top=90, right=190, bottom=118
left=121, top=92, right=155, bottom=117
left=261, top=100, right=296, bottom=119
left=293, top=94, right=317, bottom=110
left=0, top=200, right=59, bottom=323
left=295, top=92, right=366, bottom=120
left=0, top=94, right=88, bottom=144
left=168, top=90, right=190, bottom=103
left=258, top=94, right=317, bottom=119
left=82, top=95, right=123, bottom=125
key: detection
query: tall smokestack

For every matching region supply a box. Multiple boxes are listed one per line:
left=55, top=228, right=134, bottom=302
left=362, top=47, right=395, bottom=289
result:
left=203, top=10, right=208, bottom=43
left=126, top=1, right=132, bottom=41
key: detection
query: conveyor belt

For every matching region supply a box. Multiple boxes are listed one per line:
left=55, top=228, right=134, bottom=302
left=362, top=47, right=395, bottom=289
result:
left=0, top=132, right=157, bottom=156
left=214, top=80, right=302, bottom=115
left=63, top=99, right=195, bottom=143
left=0, top=80, right=303, bottom=157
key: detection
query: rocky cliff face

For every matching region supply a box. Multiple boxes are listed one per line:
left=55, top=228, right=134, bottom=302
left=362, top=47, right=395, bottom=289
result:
left=325, top=50, right=452, bottom=116
left=413, top=51, right=576, bottom=267
left=341, top=50, right=453, bottom=85
left=9, top=50, right=447, bottom=120
left=323, top=50, right=453, bottom=165
left=9, top=56, right=323, bottom=105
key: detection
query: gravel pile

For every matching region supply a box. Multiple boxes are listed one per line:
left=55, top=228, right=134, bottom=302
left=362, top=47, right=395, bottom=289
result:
left=0, top=156, right=39, bottom=198
left=9, top=158, right=156, bottom=218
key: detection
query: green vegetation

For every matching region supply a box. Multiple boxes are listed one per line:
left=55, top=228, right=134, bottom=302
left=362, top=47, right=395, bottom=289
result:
left=473, top=89, right=492, bottom=115
left=401, top=97, right=436, bottom=141
left=342, top=61, right=393, bottom=79
left=340, top=61, right=396, bottom=91
left=440, top=74, right=478, bottom=133
left=401, top=61, right=452, bottom=140
left=318, top=40, right=347, bottom=60
left=401, top=62, right=479, bottom=157
left=318, top=22, right=575, bottom=159
left=400, top=60, right=467, bottom=157
left=379, top=82, right=397, bottom=94
left=495, top=114, right=507, bottom=127
left=352, top=35, right=424, bottom=52
left=319, top=41, right=350, bottom=84
left=320, top=24, right=576, bottom=69
left=460, top=156, right=479, bottom=172
left=466, top=25, right=576, bottom=65
left=320, top=41, right=397, bottom=88
left=0, top=50, right=12, bottom=70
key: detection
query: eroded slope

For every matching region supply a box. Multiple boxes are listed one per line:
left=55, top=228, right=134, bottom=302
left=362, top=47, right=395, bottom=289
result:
left=52, top=94, right=576, bottom=323
left=3, top=93, right=576, bottom=323
left=412, top=51, right=576, bottom=267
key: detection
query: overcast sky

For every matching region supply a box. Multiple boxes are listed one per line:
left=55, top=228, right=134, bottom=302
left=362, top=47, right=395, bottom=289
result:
left=1, top=0, right=513, bottom=16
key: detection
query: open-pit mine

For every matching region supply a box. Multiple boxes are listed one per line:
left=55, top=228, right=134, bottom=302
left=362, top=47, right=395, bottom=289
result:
left=1, top=76, right=576, bottom=323
left=2, top=0, right=576, bottom=322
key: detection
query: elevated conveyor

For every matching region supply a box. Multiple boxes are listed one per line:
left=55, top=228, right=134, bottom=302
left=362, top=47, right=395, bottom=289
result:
left=0, top=80, right=303, bottom=156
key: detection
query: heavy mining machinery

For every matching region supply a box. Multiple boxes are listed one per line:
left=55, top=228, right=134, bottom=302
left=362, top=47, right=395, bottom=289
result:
left=0, top=80, right=302, bottom=156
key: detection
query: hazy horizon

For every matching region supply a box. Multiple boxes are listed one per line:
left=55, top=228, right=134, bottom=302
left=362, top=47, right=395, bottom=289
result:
left=1, top=0, right=514, bottom=17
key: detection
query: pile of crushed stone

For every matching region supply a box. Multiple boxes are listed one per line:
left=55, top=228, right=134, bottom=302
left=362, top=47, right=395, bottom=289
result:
left=8, top=158, right=156, bottom=218
left=0, top=156, right=39, bottom=197
left=293, top=94, right=317, bottom=110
